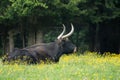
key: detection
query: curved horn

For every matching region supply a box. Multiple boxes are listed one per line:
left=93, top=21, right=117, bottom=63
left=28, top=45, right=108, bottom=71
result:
left=62, top=23, right=74, bottom=38
left=57, top=24, right=66, bottom=39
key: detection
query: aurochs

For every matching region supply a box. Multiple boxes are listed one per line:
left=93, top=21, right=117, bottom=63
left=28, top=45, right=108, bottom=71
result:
left=3, top=24, right=77, bottom=64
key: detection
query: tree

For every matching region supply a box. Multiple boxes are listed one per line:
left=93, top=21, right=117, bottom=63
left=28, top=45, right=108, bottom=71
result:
left=0, top=0, right=47, bottom=53
left=0, top=0, right=120, bottom=54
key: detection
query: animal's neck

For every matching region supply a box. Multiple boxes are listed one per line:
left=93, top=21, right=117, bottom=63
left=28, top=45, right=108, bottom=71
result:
left=53, top=46, right=64, bottom=62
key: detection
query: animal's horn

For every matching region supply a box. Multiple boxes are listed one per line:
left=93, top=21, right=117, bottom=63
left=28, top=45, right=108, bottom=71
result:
left=57, top=24, right=66, bottom=39
left=62, top=23, right=74, bottom=38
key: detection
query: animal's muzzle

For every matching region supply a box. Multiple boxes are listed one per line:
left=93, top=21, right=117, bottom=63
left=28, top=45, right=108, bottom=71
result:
left=73, top=47, right=77, bottom=53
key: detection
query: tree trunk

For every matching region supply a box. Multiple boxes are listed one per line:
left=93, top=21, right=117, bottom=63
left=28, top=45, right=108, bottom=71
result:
left=22, top=33, right=25, bottom=48
left=94, top=23, right=100, bottom=52
left=8, top=29, right=19, bottom=52
left=8, top=31, right=14, bottom=52
left=89, top=23, right=95, bottom=52
left=27, top=16, right=37, bottom=46
left=1, top=35, right=8, bottom=54
left=28, top=31, right=36, bottom=46
left=36, top=30, right=43, bottom=44
left=20, top=23, right=25, bottom=48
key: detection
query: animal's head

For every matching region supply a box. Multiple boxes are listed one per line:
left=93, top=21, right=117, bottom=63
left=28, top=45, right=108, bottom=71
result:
left=56, top=23, right=77, bottom=54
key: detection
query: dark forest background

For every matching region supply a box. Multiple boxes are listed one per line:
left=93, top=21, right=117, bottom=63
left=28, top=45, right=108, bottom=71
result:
left=0, top=0, right=120, bottom=55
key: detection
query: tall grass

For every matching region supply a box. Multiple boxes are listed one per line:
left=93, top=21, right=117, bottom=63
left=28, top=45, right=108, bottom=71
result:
left=0, top=52, right=120, bottom=80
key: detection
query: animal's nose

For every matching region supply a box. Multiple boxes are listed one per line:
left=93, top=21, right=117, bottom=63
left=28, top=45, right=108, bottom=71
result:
left=73, top=47, right=77, bottom=53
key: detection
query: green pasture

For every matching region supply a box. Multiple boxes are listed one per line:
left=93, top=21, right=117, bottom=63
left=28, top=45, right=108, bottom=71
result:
left=0, top=52, right=120, bottom=80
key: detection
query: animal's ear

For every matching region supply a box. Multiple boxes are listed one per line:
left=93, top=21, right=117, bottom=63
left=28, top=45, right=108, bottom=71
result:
left=65, top=38, right=69, bottom=41
left=63, top=38, right=69, bottom=41
left=56, top=38, right=64, bottom=44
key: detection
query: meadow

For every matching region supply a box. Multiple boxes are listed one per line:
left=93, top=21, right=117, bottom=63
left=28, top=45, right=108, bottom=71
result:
left=0, top=52, right=120, bottom=80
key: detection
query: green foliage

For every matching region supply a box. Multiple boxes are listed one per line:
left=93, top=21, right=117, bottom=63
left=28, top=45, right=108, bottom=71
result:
left=0, top=0, right=120, bottom=53
left=0, top=0, right=47, bottom=21
left=0, top=0, right=119, bottom=24
left=43, top=31, right=57, bottom=42
left=0, top=49, right=3, bottom=57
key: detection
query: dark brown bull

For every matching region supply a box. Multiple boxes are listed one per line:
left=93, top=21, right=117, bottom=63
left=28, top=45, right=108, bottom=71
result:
left=3, top=24, right=76, bottom=64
